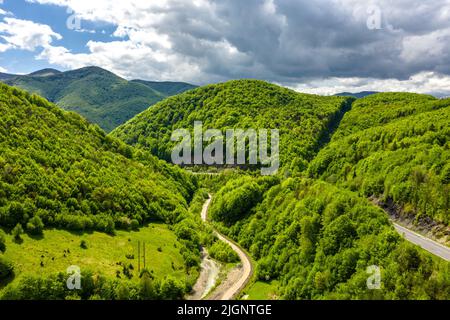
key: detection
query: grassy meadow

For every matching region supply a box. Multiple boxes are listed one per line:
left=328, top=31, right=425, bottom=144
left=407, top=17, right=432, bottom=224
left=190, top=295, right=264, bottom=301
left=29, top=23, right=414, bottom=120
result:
left=1, top=223, right=190, bottom=291
left=245, top=281, right=279, bottom=300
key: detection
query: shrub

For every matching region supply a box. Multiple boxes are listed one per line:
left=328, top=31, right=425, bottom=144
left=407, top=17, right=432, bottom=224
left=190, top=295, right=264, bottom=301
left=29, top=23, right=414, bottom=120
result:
left=12, top=224, right=24, bottom=242
left=0, top=229, right=6, bottom=252
left=209, top=241, right=239, bottom=263
left=115, top=282, right=132, bottom=300
left=130, top=219, right=140, bottom=231
left=140, top=270, right=156, bottom=300
left=80, top=240, right=88, bottom=249
left=26, top=216, right=44, bottom=235
left=159, top=276, right=185, bottom=300
left=0, top=256, right=14, bottom=280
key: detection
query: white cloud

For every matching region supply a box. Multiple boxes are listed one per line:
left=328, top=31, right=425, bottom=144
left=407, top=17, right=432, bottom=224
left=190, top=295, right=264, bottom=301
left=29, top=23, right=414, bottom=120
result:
left=288, top=72, right=450, bottom=97
left=0, top=65, right=7, bottom=73
left=401, top=28, right=450, bottom=64
left=26, top=0, right=170, bottom=27
left=0, top=7, right=12, bottom=16
left=25, top=0, right=209, bottom=82
left=37, top=39, right=204, bottom=82
left=12, top=0, right=450, bottom=95
left=0, top=17, right=61, bottom=52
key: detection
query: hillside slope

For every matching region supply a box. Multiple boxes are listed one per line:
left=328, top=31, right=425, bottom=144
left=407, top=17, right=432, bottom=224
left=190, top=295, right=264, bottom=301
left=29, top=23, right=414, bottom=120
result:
left=330, top=93, right=441, bottom=140
left=28, top=69, right=62, bottom=77
left=2, top=67, right=195, bottom=132
left=210, top=176, right=450, bottom=299
left=309, top=93, right=450, bottom=225
left=0, top=83, right=196, bottom=232
left=0, top=73, right=15, bottom=81
left=334, top=91, right=379, bottom=99
left=131, top=79, right=197, bottom=96
left=112, top=80, right=353, bottom=172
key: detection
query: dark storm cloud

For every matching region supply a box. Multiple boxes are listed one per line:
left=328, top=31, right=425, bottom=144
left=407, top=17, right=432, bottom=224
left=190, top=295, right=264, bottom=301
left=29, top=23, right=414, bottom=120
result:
left=24, top=0, right=450, bottom=89
left=152, top=0, right=450, bottom=83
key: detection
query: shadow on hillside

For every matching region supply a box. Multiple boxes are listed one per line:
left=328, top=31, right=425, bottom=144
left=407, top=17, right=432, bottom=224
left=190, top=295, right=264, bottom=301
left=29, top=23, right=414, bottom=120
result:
left=63, top=228, right=95, bottom=237
left=12, top=237, right=23, bottom=245
left=0, top=271, right=16, bottom=291
left=17, top=222, right=169, bottom=240
left=28, top=233, right=44, bottom=241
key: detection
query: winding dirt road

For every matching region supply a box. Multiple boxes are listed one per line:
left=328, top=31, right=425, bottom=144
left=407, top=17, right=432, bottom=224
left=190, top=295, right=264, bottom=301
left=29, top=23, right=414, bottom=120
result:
left=190, top=193, right=450, bottom=301
left=186, top=248, right=221, bottom=300
left=200, top=195, right=253, bottom=300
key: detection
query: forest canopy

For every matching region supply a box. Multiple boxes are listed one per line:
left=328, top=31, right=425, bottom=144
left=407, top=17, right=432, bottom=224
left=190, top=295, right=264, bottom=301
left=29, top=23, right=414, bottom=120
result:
left=210, top=177, right=450, bottom=299
left=0, top=83, right=196, bottom=233
left=112, top=80, right=353, bottom=174
left=309, top=93, right=450, bottom=225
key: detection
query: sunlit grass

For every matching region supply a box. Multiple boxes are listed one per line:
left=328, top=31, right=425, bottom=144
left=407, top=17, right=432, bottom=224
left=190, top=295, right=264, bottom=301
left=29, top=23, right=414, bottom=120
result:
left=1, top=223, right=187, bottom=287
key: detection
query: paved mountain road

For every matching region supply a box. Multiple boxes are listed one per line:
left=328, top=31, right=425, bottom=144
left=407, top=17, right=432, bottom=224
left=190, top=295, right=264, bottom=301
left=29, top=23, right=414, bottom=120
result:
left=191, top=194, right=450, bottom=300
left=393, top=223, right=450, bottom=261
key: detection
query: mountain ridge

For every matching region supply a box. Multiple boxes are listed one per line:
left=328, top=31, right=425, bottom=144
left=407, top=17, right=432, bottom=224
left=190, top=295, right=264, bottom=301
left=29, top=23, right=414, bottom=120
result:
left=1, top=66, right=196, bottom=132
left=28, top=68, right=62, bottom=77
left=334, top=91, right=379, bottom=98
left=111, top=79, right=353, bottom=173
left=131, top=79, right=197, bottom=96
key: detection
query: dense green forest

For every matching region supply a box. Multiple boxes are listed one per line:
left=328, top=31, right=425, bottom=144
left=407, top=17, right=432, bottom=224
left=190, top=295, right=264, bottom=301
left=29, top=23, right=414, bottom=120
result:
left=1, top=270, right=187, bottom=300
left=112, top=81, right=449, bottom=226
left=330, top=93, right=445, bottom=139
left=2, top=67, right=196, bottom=132
left=0, top=83, right=197, bottom=231
left=112, top=80, right=353, bottom=173
left=309, top=93, right=450, bottom=225
left=0, top=84, right=211, bottom=299
left=1, top=77, right=449, bottom=300
left=210, top=176, right=450, bottom=299
left=111, top=82, right=449, bottom=299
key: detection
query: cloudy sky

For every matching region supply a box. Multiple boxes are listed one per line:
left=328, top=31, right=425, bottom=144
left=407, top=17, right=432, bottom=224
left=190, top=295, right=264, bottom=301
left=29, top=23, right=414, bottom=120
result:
left=0, top=0, right=450, bottom=96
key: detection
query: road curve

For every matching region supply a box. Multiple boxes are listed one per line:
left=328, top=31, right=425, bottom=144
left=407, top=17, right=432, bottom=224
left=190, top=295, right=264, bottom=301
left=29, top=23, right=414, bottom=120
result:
left=393, top=223, right=450, bottom=261
left=201, top=195, right=253, bottom=300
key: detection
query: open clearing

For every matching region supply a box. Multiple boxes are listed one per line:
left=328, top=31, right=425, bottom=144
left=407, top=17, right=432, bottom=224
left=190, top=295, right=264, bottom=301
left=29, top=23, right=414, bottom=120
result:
left=1, top=223, right=188, bottom=288
left=244, top=281, right=279, bottom=300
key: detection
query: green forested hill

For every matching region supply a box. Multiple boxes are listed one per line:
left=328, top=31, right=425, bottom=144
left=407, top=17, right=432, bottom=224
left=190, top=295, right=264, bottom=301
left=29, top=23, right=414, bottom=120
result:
left=0, top=73, right=15, bottom=81
left=112, top=82, right=449, bottom=227
left=28, top=69, right=62, bottom=77
left=0, top=83, right=196, bottom=232
left=210, top=176, right=450, bottom=299
left=112, top=80, right=353, bottom=172
left=309, top=94, right=450, bottom=225
left=334, top=91, right=378, bottom=99
left=112, top=81, right=450, bottom=299
left=331, top=93, right=443, bottom=140
left=0, top=83, right=209, bottom=299
left=2, top=75, right=448, bottom=300
left=2, top=67, right=195, bottom=132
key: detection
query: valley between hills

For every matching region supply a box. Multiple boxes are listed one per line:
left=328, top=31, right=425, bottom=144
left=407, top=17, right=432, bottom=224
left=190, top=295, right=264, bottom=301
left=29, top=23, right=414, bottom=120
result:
left=0, top=67, right=449, bottom=300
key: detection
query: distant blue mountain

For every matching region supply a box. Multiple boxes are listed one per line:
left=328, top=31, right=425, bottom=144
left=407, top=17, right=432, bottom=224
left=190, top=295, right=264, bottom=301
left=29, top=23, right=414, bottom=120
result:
left=334, top=91, right=379, bottom=98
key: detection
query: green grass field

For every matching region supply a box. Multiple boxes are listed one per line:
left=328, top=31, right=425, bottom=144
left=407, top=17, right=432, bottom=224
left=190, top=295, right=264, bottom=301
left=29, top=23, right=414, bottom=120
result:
left=245, top=281, right=279, bottom=300
left=1, top=223, right=189, bottom=289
